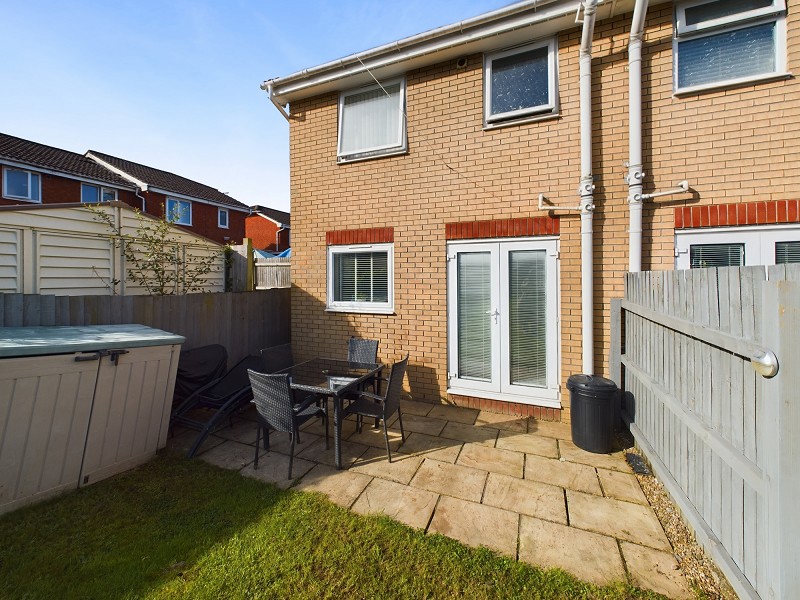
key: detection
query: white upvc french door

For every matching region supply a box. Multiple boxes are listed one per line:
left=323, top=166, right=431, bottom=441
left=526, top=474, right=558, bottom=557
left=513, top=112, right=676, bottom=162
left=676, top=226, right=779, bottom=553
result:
left=447, top=238, right=559, bottom=408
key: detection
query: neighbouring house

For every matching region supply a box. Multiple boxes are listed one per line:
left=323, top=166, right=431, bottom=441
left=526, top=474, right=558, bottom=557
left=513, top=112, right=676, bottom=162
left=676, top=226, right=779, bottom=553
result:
left=0, top=202, right=225, bottom=295
left=0, top=133, right=250, bottom=244
left=263, top=0, right=800, bottom=421
left=246, top=205, right=290, bottom=252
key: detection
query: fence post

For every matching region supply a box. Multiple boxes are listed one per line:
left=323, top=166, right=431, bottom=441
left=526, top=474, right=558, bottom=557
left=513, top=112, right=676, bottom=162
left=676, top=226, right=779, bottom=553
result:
left=761, top=280, right=800, bottom=600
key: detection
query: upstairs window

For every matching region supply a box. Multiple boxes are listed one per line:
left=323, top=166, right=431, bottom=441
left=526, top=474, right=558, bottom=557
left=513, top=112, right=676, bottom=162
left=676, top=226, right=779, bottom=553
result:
left=3, top=168, right=41, bottom=202
left=675, top=0, right=786, bottom=93
left=81, top=183, right=117, bottom=204
left=337, top=79, right=406, bottom=163
left=327, top=243, right=393, bottom=313
left=218, top=208, right=229, bottom=229
left=166, top=198, right=192, bottom=225
left=484, top=39, right=557, bottom=125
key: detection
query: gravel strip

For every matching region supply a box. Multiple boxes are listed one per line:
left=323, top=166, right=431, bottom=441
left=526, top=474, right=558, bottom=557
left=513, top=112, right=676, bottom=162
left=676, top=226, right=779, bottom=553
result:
left=625, top=445, right=738, bottom=600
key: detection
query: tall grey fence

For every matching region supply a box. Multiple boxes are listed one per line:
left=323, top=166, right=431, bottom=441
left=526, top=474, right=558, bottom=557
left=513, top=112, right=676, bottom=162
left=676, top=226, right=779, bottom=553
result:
left=254, top=257, right=291, bottom=289
left=610, top=265, right=800, bottom=600
left=0, top=289, right=290, bottom=366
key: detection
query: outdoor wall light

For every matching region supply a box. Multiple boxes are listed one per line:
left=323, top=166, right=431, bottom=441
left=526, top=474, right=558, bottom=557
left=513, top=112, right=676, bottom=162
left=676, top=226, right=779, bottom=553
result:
left=751, top=350, right=779, bottom=378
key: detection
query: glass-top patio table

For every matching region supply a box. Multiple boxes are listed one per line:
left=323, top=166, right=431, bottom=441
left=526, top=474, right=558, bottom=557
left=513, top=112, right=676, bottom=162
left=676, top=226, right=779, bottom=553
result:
left=280, top=357, right=383, bottom=469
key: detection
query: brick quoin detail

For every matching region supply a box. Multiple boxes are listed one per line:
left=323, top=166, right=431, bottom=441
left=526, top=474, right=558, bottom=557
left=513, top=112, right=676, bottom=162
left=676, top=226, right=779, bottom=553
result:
left=445, top=217, right=559, bottom=240
left=675, top=200, right=800, bottom=229
left=326, top=227, right=394, bottom=245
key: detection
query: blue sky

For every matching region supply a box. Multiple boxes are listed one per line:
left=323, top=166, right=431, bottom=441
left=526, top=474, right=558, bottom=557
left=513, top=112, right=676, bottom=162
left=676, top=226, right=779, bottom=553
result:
left=1, top=1, right=510, bottom=211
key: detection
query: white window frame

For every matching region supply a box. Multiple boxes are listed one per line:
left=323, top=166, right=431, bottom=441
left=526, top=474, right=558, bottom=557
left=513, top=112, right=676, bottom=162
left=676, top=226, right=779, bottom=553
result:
left=3, top=167, right=41, bottom=203
left=326, top=242, right=394, bottom=314
left=484, top=38, right=558, bottom=125
left=673, top=0, right=787, bottom=95
left=166, top=198, right=192, bottom=226
left=337, top=78, right=407, bottom=163
left=675, top=224, right=800, bottom=269
left=218, top=208, right=229, bottom=229
left=80, top=183, right=117, bottom=204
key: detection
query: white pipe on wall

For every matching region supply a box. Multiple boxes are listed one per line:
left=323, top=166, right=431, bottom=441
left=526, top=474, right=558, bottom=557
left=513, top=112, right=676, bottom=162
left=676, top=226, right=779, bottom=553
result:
left=579, top=0, right=598, bottom=375
left=627, top=0, right=649, bottom=273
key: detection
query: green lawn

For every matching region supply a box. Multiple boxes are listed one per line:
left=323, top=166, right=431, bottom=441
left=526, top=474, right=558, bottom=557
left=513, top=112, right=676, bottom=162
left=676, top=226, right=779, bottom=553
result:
left=0, top=454, right=666, bottom=599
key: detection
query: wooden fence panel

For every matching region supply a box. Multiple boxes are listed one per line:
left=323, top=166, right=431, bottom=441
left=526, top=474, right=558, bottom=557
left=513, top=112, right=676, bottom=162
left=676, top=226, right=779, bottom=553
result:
left=0, top=290, right=289, bottom=367
left=615, top=266, right=798, bottom=600
left=254, top=257, right=291, bottom=289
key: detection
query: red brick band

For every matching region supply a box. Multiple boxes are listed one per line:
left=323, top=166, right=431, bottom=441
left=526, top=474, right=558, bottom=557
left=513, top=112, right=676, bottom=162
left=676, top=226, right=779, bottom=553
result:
left=675, top=200, right=800, bottom=229
left=445, top=217, right=559, bottom=240
left=326, top=227, right=394, bottom=245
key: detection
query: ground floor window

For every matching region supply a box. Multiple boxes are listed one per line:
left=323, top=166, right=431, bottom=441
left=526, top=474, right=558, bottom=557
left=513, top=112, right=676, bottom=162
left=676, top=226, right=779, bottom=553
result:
left=676, top=224, right=800, bottom=268
left=327, top=242, right=393, bottom=313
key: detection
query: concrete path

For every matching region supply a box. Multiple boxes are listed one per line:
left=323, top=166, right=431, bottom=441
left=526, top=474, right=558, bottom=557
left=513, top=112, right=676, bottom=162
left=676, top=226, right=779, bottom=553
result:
left=169, top=400, right=692, bottom=599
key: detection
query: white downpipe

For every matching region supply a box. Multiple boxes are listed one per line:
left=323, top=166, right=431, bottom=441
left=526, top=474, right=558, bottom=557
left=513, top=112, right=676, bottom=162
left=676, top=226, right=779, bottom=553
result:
left=627, top=0, right=649, bottom=273
left=579, top=0, right=598, bottom=375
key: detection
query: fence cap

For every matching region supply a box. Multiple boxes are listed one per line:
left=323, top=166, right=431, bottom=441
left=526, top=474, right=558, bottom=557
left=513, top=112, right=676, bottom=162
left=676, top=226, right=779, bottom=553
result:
left=566, top=374, right=618, bottom=392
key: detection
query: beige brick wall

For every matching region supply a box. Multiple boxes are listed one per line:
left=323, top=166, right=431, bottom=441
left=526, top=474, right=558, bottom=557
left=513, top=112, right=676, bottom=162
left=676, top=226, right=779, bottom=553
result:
left=287, top=3, right=800, bottom=420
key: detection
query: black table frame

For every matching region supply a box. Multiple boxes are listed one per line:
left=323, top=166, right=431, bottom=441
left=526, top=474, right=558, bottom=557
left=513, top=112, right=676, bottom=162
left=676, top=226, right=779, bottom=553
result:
left=283, top=358, right=383, bottom=469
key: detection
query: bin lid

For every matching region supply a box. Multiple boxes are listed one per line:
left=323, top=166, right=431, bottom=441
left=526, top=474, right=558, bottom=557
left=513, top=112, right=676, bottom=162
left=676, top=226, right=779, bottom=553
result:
left=566, top=374, right=618, bottom=391
left=0, top=324, right=186, bottom=358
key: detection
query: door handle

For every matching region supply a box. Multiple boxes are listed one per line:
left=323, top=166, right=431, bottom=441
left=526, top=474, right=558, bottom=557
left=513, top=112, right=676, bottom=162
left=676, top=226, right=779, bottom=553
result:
left=485, top=308, right=500, bottom=323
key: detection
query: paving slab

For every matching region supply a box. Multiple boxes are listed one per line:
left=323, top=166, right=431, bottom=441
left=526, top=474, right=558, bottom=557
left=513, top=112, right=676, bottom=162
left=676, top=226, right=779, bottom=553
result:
left=257, top=430, right=322, bottom=457
left=496, top=430, right=558, bottom=458
left=439, top=421, right=499, bottom=447
left=214, top=417, right=259, bottom=445
left=396, top=432, right=463, bottom=463
left=167, top=428, right=225, bottom=457
left=351, top=447, right=424, bottom=485
left=519, top=515, right=626, bottom=586
left=559, top=440, right=633, bottom=473
left=621, top=541, right=693, bottom=599
left=426, top=404, right=479, bottom=424
left=483, top=473, right=567, bottom=524
left=428, top=495, right=518, bottom=558
left=296, top=437, right=368, bottom=469
left=396, top=413, right=448, bottom=437
left=528, top=419, right=571, bottom=440
left=567, top=490, right=671, bottom=551
left=475, top=410, right=529, bottom=432
left=399, top=399, right=434, bottom=416
left=240, top=453, right=315, bottom=489
left=598, top=467, right=648, bottom=505
left=456, top=443, right=524, bottom=478
left=410, top=459, right=487, bottom=502
left=524, top=454, right=601, bottom=495
left=294, top=464, right=372, bottom=508
left=352, top=477, right=438, bottom=530
left=302, top=415, right=357, bottom=440
left=198, top=441, right=256, bottom=471
left=344, top=423, right=409, bottom=453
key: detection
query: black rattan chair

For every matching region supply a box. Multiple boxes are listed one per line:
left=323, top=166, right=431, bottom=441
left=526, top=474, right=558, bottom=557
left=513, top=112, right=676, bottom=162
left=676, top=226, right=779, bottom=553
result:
left=348, top=337, right=379, bottom=364
left=260, top=343, right=294, bottom=373
left=248, top=370, right=328, bottom=479
left=171, top=354, right=263, bottom=458
left=342, top=354, right=408, bottom=462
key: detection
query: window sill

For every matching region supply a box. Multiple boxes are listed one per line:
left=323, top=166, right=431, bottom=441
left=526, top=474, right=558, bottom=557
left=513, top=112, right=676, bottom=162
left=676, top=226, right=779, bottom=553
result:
left=483, top=111, right=560, bottom=131
left=337, top=148, right=408, bottom=165
left=2, top=195, right=41, bottom=204
left=674, top=72, right=792, bottom=97
left=326, top=307, right=395, bottom=315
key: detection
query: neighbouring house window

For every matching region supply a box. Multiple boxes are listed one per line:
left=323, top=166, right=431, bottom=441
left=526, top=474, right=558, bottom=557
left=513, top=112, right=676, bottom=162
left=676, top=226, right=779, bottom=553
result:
left=676, top=225, right=800, bottom=268
left=166, top=198, right=192, bottom=225
left=81, top=183, right=117, bottom=204
left=3, top=167, right=41, bottom=202
left=484, top=39, right=557, bottom=125
left=327, top=243, right=393, bottom=313
left=337, top=79, right=406, bottom=163
left=674, top=0, right=786, bottom=93
left=218, top=208, right=229, bottom=229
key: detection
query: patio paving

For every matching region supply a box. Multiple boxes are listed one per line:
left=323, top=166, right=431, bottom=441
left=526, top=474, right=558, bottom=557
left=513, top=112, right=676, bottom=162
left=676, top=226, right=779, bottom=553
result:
left=169, top=400, right=692, bottom=598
